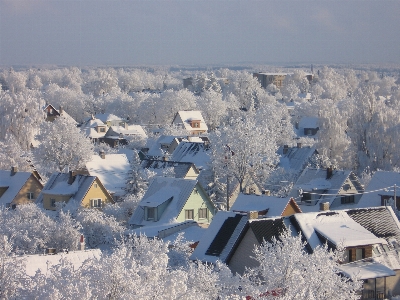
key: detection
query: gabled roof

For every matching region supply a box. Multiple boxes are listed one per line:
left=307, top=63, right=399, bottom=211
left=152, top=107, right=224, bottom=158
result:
left=23, top=249, right=101, bottom=277
left=95, top=113, right=123, bottom=123
left=299, top=116, right=319, bottom=129
left=170, top=142, right=210, bottom=170
left=80, top=118, right=107, bottom=139
left=173, top=111, right=208, bottom=132
left=141, top=159, right=199, bottom=179
left=231, top=194, right=301, bottom=217
left=43, top=104, right=77, bottom=124
left=358, top=171, right=400, bottom=208
left=190, top=211, right=248, bottom=264
left=290, top=168, right=364, bottom=209
left=291, top=208, right=390, bottom=250
left=85, top=154, right=130, bottom=196
left=106, top=125, right=147, bottom=138
left=36, top=172, right=101, bottom=204
left=146, top=135, right=187, bottom=158
left=278, top=145, right=317, bottom=172
left=128, top=177, right=199, bottom=227
left=0, top=170, right=36, bottom=204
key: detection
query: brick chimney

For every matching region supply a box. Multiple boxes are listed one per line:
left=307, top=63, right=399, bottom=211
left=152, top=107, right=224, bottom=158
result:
left=247, top=211, right=259, bottom=220
left=283, top=145, right=289, bottom=154
left=326, top=166, right=333, bottom=179
left=68, top=171, right=75, bottom=185
left=10, top=166, right=18, bottom=176
left=297, top=142, right=302, bottom=148
left=319, top=202, right=330, bottom=211
left=99, top=150, right=105, bottom=159
left=59, top=105, right=63, bottom=114
left=80, top=234, right=85, bottom=251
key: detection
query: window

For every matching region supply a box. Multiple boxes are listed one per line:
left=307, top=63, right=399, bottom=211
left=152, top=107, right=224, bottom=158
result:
left=90, top=199, right=102, bottom=208
left=147, top=207, right=155, bottom=220
left=302, top=192, right=312, bottom=202
left=27, top=192, right=34, bottom=200
left=341, top=195, right=355, bottom=204
left=51, top=199, right=56, bottom=207
left=356, top=248, right=365, bottom=260
left=198, top=208, right=208, bottom=219
left=99, top=127, right=106, bottom=132
left=94, top=184, right=98, bottom=188
left=185, top=209, right=194, bottom=220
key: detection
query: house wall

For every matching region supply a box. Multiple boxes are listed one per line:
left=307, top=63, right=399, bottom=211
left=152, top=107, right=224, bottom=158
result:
left=176, top=184, right=215, bottom=224
left=384, top=269, right=400, bottom=296
left=228, top=228, right=260, bottom=275
left=43, top=194, right=72, bottom=210
left=362, top=274, right=400, bottom=299
left=13, top=175, right=43, bottom=205
left=81, top=178, right=114, bottom=208
left=185, top=167, right=199, bottom=179
left=281, top=202, right=300, bottom=216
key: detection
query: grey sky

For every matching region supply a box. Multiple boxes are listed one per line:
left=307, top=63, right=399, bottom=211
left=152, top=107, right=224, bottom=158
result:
left=1, top=0, right=399, bottom=66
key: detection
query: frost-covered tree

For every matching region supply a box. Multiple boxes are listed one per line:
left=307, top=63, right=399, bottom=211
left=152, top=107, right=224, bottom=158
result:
left=0, top=134, right=32, bottom=171
left=125, top=149, right=155, bottom=196
left=197, top=90, right=227, bottom=131
left=241, top=230, right=362, bottom=299
left=34, top=116, right=94, bottom=173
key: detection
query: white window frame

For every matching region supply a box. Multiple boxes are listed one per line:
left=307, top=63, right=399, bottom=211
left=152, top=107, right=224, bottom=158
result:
left=90, top=199, right=102, bottom=208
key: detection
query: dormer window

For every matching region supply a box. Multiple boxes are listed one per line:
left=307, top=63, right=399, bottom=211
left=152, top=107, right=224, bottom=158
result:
left=190, top=120, right=201, bottom=128
left=99, top=127, right=106, bottom=133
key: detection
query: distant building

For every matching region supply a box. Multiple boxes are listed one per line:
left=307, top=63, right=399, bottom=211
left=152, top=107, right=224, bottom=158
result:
left=253, top=72, right=289, bottom=89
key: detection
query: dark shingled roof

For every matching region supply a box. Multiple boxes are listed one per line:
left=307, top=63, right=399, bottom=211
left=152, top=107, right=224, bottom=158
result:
left=205, top=214, right=245, bottom=257
left=249, top=218, right=287, bottom=245
left=346, top=207, right=400, bottom=242
left=141, top=159, right=198, bottom=178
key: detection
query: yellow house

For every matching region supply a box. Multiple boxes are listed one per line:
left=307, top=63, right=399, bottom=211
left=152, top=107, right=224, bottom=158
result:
left=0, top=167, right=43, bottom=208
left=36, top=171, right=114, bottom=210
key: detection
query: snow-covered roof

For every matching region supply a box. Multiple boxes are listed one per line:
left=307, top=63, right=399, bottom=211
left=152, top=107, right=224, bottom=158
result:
left=292, top=210, right=387, bottom=250
left=142, top=159, right=199, bottom=179
left=173, top=111, right=208, bottom=132
left=107, top=125, right=147, bottom=138
left=190, top=211, right=246, bottom=264
left=80, top=118, right=107, bottom=139
left=95, top=113, right=123, bottom=123
left=358, top=171, right=400, bottom=208
left=338, top=260, right=396, bottom=280
left=231, top=194, right=299, bottom=217
left=278, top=146, right=316, bottom=172
left=22, top=249, right=101, bottom=277
left=128, top=177, right=199, bottom=227
left=36, top=173, right=97, bottom=204
left=170, top=142, right=210, bottom=170
left=43, top=104, right=78, bottom=125
left=299, top=116, right=319, bottom=129
left=0, top=170, right=34, bottom=205
left=85, top=154, right=130, bottom=196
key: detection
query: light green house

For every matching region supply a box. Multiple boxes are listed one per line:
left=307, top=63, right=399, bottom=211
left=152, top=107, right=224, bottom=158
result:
left=129, top=177, right=216, bottom=233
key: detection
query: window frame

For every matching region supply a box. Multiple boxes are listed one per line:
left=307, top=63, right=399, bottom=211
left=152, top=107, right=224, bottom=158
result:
left=198, top=208, right=208, bottom=219
left=27, top=192, right=34, bottom=200
left=147, top=207, right=155, bottom=220
left=185, top=209, right=194, bottom=220
left=341, top=195, right=355, bottom=204
left=90, top=198, right=102, bottom=208
left=51, top=199, right=56, bottom=207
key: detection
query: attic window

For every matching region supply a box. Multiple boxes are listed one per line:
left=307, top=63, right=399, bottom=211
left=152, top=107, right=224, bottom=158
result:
left=90, top=199, right=102, bottom=208
left=147, top=207, right=155, bottom=220
left=190, top=120, right=200, bottom=128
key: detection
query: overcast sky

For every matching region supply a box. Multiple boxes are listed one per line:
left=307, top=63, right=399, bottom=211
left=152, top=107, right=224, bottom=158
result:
left=1, top=0, right=399, bottom=66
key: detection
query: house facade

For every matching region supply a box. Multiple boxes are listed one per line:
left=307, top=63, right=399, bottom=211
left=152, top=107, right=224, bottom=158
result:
left=0, top=167, right=43, bottom=208
left=172, top=111, right=208, bottom=135
left=36, top=172, right=114, bottom=210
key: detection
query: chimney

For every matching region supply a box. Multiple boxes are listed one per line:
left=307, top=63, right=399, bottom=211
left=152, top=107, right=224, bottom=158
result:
left=99, top=150, right=105, bottom=159
left=326, top=166, right=333, bottom=179
left=283, top=145, right=289, bottom=154
left=319, top=202, right=330, bottom=211
left=297, top=142, right=302, bottom=148
left=10, top=166, right=18, bottom=176
left=247, top=211, right=259, bottom=220
left=68, top=171, right=75, bottom=185
left=80, top=234, right=85, bottom=251
left=162, top=156, right=168, bottom=161
left=262, top=190, right=271, bottom=196
left=59, top=105, right=63, bottom=114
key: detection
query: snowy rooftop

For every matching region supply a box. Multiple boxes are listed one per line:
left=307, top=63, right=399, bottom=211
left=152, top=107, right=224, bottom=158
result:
left=358, top=171, right=400, bottom=208
left=339, top=260, right=395, bottom=280
left=85, top=154, right=130, bottom=196
left=129, top=177, right=199, bottom=227
left=170, top=142, right=210, bottom=170
left=22, top=249, right=101, bottom=277
left=278, top=146, right=316, bottom=172
left=174, top=111, right=208, bottom=132
left=95, top=113, right=123, bottom=122
left=293, top=210, right=387, bottom=249
left=231, top=194, right=298, bottom=217
left=299, top=116, right=319, bottom=129
left=142, top=159, right=198, bottom=179
left=0, top=170, right=34, bottom=205
left=108, top=125, right=147, bottom=137
left=80, top=118, right=107, bottom=138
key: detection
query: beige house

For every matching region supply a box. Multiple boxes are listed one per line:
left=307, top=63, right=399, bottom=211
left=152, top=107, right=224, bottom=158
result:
left=36, top=171, right=114, bottom=210
left=172, top=111, right=208, bottom=135
left=0, top=167, right=43, bottom=208
left=253, top=72, right=289, bottom=89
